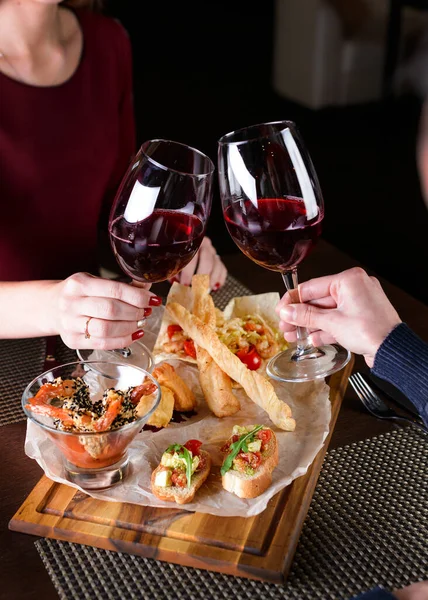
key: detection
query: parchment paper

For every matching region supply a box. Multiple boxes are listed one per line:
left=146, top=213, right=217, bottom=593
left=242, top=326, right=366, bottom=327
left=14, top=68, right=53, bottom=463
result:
left=25, top=302, right=332, bottom=517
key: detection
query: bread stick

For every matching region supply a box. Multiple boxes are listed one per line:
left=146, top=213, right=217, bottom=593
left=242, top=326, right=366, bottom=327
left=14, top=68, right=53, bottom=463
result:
left=166, top=302, right=295, bottom=431
left=192, top=275, right=240, bottom=418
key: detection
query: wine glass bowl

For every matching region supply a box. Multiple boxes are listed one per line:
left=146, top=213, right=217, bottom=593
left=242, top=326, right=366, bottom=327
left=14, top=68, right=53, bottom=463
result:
left=218, top=120, right=350, bottom=382
left=79, top=139, right=214, bottom=369
left=109, top=139, right=214, bottom=284
left=219, top=120, right=324, bottom=273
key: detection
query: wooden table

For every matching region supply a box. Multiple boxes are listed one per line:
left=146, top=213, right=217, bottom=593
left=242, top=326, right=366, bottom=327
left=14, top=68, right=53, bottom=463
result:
left=1, top=239, right=427, bottom=600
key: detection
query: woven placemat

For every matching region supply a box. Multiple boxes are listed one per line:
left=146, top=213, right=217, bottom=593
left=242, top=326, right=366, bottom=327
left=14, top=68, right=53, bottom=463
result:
left=0, top=275, right=251, bottom=428
left=0, top=337, right=77, bottom=427
left=35, top=427, right=428, bottom=600
left=0, top=337, right=47, bottom=427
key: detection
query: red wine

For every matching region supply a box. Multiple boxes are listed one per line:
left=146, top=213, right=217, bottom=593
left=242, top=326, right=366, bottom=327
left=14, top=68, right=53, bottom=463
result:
left=224, top=197, right=322, bottom=272
left=110, top=210, right=205, bottom=283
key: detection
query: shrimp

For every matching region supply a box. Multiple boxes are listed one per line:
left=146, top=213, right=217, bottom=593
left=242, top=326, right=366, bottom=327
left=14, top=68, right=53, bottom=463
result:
left=91, top=389, right=125, bottom=432
left=255, top=337, right=279, bottom=359
left=25, top=403, right=75, bottom=428
left=27, top=378, right=76, bottom=406
left=129, top=380, right=158, bottom=405
left=163, top=340, right=186, bottom=354
left=25, top=378, right=78, bottom=428
left=163, top=328, right=187, bottom=354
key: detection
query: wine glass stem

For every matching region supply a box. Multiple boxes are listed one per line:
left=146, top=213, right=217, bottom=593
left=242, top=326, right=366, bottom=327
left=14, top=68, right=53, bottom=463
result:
left=281, top=270, right=322, bottom=360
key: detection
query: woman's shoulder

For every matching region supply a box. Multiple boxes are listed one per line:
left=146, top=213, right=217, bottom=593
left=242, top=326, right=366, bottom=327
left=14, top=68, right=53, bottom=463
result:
left=73, top=7, right=131, bottom=57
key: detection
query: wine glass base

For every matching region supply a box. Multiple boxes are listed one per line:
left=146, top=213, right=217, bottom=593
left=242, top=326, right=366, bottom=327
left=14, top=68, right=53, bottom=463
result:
left=76, top=335, right=156, bottom=373
left=266, top=344, right=351, bottom=383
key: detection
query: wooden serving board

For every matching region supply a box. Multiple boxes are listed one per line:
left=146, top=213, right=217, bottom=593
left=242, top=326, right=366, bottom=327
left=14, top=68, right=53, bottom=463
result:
left=9, top=356, right=353, bottom=583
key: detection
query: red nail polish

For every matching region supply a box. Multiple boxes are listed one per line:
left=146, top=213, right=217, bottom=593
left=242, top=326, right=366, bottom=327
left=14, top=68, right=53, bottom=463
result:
left=214, top=282, right=220, bottom=290
left=132, top=330, right=145, bottom=341
left=149, top=295, right=162, bottom=306
left=144, top=307, right=152, bottom=317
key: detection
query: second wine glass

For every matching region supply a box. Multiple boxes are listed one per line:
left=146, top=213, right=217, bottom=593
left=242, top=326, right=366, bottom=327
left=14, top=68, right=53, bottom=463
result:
left=218, top=120, right=350, bottom=382
left=79, top=139, right=214, bottom=369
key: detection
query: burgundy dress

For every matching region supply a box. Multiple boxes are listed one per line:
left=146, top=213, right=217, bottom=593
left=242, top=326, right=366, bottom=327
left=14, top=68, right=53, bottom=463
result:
left=0, top=8, right=136, bottom=281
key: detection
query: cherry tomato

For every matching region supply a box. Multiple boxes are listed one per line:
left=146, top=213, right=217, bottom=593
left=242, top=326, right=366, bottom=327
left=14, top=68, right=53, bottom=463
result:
left=184, top=439, right=202, bottom=456
left=167, top=324, right=183, bottom=339
left=171, top=471, right=187, bottom=488
left=257, top=429, right=272, bottom=443
left=183, top=339, right=197, bottom=359
left=236, top=345, right=262, bottom=370
left=239, top=451, right=261, bottom=469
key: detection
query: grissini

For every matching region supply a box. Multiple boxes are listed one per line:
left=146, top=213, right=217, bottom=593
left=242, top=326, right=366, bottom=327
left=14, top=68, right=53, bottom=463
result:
left=221, top=425, right=279, bottom=499
left=166, top=302, right=296, bottom=431
left=192, top=275, right=240, bottom=418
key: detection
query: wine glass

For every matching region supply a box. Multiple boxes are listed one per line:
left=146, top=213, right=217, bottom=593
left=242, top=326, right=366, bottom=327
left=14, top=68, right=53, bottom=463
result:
left=218, top=120, right=350, bottom=382
left=78, top=139, right=214, bottom=369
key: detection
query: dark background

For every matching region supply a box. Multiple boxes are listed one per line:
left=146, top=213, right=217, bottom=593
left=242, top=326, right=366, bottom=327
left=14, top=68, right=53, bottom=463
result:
left=104, top=0, right=428, bottom=304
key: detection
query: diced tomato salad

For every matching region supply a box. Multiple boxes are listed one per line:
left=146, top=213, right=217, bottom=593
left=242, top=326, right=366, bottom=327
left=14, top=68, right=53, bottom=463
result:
left=221, top=428, right=272, bottom=474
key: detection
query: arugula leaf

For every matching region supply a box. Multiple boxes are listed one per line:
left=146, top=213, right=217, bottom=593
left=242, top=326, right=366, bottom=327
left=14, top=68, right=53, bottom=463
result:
left=164, top=443, right=193, bottom=489
left=165, top=443, right=182, bottom=454
left=220, top=425, right=263, bottom=476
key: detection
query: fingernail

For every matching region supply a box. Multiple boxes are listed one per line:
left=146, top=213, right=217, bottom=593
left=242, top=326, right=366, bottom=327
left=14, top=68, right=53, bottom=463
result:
left=144, top=307, right=152, bottom=317
left=279, top=306, right=296, bottom=323
left=132, top=330, right=145, bottom=341
left=149, top=295, right=162, bottom=306
left=214, top=282, right=221, bottom=290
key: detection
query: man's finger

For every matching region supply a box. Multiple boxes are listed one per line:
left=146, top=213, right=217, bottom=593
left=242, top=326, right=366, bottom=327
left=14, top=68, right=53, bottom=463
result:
left=279, top=303, right=332, bottom=331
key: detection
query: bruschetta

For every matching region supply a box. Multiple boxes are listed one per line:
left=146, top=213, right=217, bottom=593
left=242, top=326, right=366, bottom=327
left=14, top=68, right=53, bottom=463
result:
left=151, top=439, right=211, bottom=504
left=220, top=425, right=278, bottom=499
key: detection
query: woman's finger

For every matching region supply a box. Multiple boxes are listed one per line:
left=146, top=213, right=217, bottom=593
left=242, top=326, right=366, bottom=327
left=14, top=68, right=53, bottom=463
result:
left=74, top=298, right=151, bottom=322
left=62, top=330, right=144, bottom=351
left=204, top=254, right=227, bottom=290
left=193, top=240, right=216, bottom=278
left=74, top=316, right=145, bottom=340
left=178, top=254, right=199, bottom=286
left=64, top=273, right=160, bottom=308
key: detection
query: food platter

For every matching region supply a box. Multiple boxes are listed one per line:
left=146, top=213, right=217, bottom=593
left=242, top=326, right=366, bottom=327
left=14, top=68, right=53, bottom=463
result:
left=24, top=278, right=332, bottom=517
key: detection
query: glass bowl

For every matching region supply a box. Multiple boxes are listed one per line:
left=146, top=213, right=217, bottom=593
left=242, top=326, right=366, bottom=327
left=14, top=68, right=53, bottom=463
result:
left=76, top=333, right=156, bottom=373
left=22, top=360, right=161, bottom=490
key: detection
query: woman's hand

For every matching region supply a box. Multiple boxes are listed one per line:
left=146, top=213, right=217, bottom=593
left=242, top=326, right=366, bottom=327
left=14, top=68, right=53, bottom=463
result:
left=51, top=272, right=162, bottom=350
left=170, top=237, right=227, bottom=290
left=276, top=267, right=402, bottom=368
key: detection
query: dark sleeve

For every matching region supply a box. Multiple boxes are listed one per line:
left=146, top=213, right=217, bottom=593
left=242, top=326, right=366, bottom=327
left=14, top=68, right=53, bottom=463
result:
left=371, top=323, right=428, bottom=426
left=350, top=587, right=396, bottom=600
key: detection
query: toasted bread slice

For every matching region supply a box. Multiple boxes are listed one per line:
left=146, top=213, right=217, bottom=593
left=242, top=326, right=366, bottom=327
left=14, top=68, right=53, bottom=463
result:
left=151, top=450, right=212, bottom=505
left=221, top=429, right=278, bottom=499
